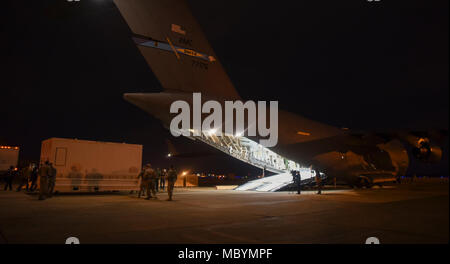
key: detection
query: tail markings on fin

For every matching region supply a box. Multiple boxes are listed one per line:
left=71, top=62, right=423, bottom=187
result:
left=114, top=0, right=241, bottom=99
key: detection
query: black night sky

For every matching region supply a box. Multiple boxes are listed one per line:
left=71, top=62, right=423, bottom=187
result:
left=1, top=0, right=448, bottom=175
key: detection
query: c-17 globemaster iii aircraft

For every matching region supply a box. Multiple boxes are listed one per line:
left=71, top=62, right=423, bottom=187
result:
left=113, top=0, right=447, bottom=191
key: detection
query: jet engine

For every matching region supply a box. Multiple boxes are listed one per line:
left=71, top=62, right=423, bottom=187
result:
left=411, top=137, right=443, bottom=163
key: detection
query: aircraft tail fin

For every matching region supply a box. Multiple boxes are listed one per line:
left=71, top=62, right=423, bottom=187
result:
left=113, top=0, right=240, bottom=100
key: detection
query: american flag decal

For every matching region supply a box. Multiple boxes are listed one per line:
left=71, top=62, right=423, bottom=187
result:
left=171, top=24, right=186, bottom=35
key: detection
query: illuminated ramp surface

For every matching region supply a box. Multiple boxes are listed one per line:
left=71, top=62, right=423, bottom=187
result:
left=235, top=172, right=293, bottom=192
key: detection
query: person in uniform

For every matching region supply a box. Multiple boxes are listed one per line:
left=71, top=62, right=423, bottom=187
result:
left=145, top=164, right=157, bottom=200
left=17, top=165, right=30, bottom=192
left=3, top=166, right=15, bottom=191
left=38, top=161, right=50, bottom=200
left=166, top=165, right=177, bottom=201
left=137, top=165, right=147, bottom=198
left=29, top=163, right=38, bottom=192
left=47, top=162, right=57, bottom=197
left=295, top=170, right=301, bottom=194
left=160, top=169, right=166, bottom=191
left=155, top=168, right=161, bottom=192
left=314, top=167, right=322, bottom=195
left=291, top=170, right=297, bottom=193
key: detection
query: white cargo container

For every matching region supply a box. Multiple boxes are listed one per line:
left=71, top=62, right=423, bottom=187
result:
left=40, top=138, right=142, bottom=192
left=0, top=146, right=20, bottom=172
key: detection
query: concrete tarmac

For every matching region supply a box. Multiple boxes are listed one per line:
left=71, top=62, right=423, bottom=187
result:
left=0, top=181, right=448, bottom=244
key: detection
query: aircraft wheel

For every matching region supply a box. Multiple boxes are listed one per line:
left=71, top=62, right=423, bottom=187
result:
left=357, top=177, right=372, bottom=189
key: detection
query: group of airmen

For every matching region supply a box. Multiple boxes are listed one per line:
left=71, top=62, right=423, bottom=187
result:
left=2, top=161, right=57, bottom=200
left=3, top=161, right=179, bottom=201
left=137, top=164, right=178, bottom=201
left=36, top=161, right=57, bottom=200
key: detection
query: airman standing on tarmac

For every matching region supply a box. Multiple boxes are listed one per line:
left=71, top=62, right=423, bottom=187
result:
left=47, top=162, right=57, bottom=197
left=29, top=163, right=38, bottom=192
left=145, top=164, right=157, bottom=200
left=314, top=167, right=322, bottom=195
left=166, top=165, right=177, bottom=201
left=3, top=166, right=15, bottom=191
left=155, top=168, right=161, bottom=192
left=137, top=165, right=147, bottom=198
left=296, top=170, right=301, bottom=194
left=291, top=170, right=301, bottom=194
left=160, top=169, right=166, bottom=191
left=17, top=165, right=30, bottom=192
left=38, top=161, right=50, bottom=200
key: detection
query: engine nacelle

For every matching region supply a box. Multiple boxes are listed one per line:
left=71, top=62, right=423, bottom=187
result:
left=410, top=137, right=443, bottom=163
